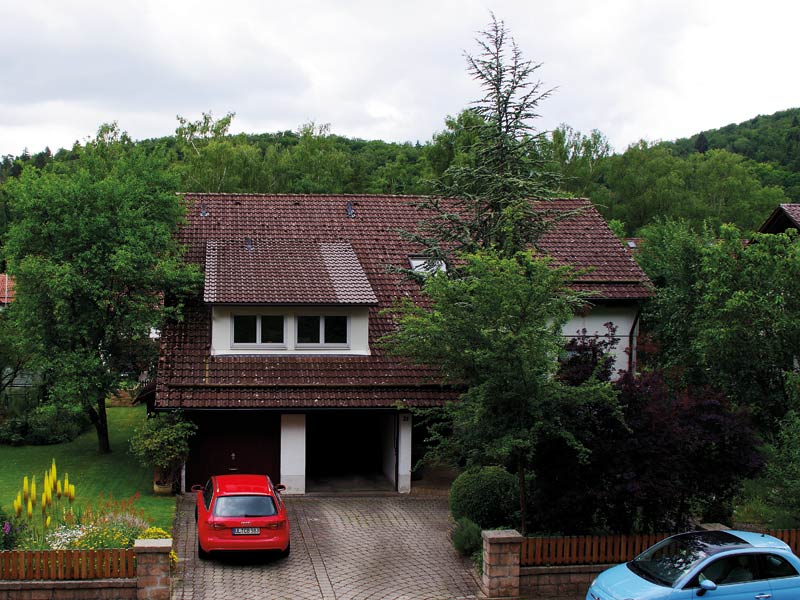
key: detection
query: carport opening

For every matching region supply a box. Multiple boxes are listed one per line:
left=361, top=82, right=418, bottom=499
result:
left=305, top=411, right=395, bottom=492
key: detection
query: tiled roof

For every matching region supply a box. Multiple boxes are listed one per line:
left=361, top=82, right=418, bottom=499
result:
left=156, top=195, right=651, bottom=410
left=0, top=274, right=14, bottom=304
left=759, top=203, right=800, bottom=234
left=204, top=241, right=377, bottom=304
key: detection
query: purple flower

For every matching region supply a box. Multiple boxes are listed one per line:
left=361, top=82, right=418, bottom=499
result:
left=2, top=522, right=10, bottom=535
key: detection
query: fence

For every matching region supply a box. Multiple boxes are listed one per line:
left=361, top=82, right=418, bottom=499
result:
left=521, top=529, right=800, bottom=567
left=0, top=548, right=136, bottom=580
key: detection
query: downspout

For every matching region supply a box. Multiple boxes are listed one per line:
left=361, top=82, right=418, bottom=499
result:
left=628, top=306, right=641, bottom=373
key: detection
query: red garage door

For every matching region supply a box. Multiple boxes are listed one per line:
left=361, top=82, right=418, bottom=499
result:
left=185, top=411, right=280, bottom=487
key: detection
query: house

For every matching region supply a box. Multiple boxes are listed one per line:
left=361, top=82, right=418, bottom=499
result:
left=0, top=273, right=15, bottom=308
left=155, top=194, right=652, bottom=494
left=759, top=203, right=800, bottom=234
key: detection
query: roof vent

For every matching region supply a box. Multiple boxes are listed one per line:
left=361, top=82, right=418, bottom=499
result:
left=345, top=200, right=356, bottom=218
left=199, top=203, right=209, bottom=217
left=244, top=238, right=254, bottom=250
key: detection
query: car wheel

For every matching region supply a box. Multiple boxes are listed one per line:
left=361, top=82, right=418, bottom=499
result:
left=197, top=539, right=209, bottom=560
left=279, top=542, right=290, bottom=559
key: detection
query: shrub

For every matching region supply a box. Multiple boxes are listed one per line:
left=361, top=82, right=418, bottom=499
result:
left=449, top=466, right=517, bottom=529
left=139, top=526, right=172, bottom=539
left=129, top=412, right=196, bottom=485
left=452, top=517, right=482, bottom=556
left=0, top=402, right=90, bottom=445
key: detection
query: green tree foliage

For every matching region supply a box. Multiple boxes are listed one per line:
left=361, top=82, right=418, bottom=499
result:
left=408, top=15, right=562, bottom=264
left=596, top=143, right=788, bottom=234
left=694, top=226, right=800, bottom=425
left=385, top=251, right=618, bottom=533
left=637, top=219, right=800, bottom=428
left=547, top=124, right=612, bottom=198
left=3, top=124, right=202, bottom=453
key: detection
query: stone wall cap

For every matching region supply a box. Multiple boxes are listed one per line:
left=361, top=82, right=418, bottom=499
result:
left=482, top=529, right=523, bottom=542
left=134, top=538, right=173, bottom=552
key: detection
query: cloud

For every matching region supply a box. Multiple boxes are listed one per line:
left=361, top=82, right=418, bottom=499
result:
left=1, top=0, right=799, bottom=156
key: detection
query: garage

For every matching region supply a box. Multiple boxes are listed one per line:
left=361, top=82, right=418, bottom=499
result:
left=185, top=411, right=281, bottom=488
left=305, top=410, right=398, bottom=492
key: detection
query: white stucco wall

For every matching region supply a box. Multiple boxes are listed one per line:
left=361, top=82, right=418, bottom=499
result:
left=563, top=304, right=639, bottom=378
left=210, top=305, right=371, bottom=355
left=280, top=414, right=306, bottom=494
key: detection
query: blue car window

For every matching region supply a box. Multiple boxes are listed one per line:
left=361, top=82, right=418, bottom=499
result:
left=760, top=553, right=799, bottom=579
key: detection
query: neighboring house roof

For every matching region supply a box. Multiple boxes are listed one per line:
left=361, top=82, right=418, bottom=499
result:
left=759, top=203, right=800, bottom=234
left=156, top=194, right=651, bottom=410
left=0, top=274, right=14, bottom=304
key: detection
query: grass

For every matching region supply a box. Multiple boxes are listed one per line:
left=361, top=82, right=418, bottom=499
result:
left=0, top=404, right=175, bottom=531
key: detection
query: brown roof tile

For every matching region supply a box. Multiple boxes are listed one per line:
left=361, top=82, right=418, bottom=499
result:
left=204, top=241, right=377, bottom=304
left=156, top=195, right=651, bottom=410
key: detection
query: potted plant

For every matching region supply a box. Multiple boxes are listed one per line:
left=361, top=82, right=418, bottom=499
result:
left=129, top=412, right=197, bottom=494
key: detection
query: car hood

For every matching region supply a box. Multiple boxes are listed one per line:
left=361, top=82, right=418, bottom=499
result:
left=591, top=563, right=671, bottom=600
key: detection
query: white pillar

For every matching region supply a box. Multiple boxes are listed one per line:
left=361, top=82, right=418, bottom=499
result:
left=280, top=413, right=306, bottom=494
left=398, top=412, right=412, bottom=493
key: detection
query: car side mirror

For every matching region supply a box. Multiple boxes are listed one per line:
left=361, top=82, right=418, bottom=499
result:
left=274, top=484, right=286, bottom=493
left=191, top=484, right=203, bottom=493
left=697, top=579, right=717, bottom=596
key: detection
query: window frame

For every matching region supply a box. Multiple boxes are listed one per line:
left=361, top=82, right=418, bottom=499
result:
left=231, top=314, right=287, bottom=349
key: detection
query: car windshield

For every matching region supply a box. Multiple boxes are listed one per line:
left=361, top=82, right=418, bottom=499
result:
left=213, top=495, right=277, bottom=517
left=628, top=532, right=747, bottom=587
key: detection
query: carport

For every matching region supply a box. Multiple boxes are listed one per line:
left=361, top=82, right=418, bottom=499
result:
left=305, top=409, right=402, bottom=493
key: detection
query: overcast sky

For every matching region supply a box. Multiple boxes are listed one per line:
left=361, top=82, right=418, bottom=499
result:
left=2, top=0, right=798, bottom=157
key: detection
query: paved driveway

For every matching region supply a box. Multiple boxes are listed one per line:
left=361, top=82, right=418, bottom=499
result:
left=172, top=494, right=479, bottom=600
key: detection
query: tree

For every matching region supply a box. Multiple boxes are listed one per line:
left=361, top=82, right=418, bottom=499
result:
left=694, top=226, right=800, bottom=426
left=694, top=132, right=709, bottom=154
left=385, top=251, right=617, bottom=533
left=408, top=14, right=563, bottom=265
left=636, top=219, right=800, bottom=429
left=3, top=124, right=202, bottom=453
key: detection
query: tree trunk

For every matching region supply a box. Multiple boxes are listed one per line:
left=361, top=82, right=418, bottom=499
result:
left=518, top=455, right=527, bottom=536
left=87, top=396, right=112, bottom=454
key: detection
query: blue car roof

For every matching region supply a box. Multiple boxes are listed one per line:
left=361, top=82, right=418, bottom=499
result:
left=726, top=529, right=792, bottom=550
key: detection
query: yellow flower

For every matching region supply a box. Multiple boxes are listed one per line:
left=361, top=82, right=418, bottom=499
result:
left=68, top=484, right=75, bottom=503
left=23, top=476, right=29, bottom=502
left=41, top=492, right=47, bottom=514
left=45, top=516, right=51, bottom=528
left=56, top=480, right=63, bottom=499
left=30, top=478, right=36, bottom=505
left=26, top=498, right=32, bottom=519
left=51, top=459, right=57, bottom=485
left=63, top=473, right=69, bottom=491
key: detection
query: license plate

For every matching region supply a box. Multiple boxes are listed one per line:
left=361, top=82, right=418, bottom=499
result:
left=232, top=527, right=260, bottom=535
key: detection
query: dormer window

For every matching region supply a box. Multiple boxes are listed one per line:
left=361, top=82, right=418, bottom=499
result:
left=409, top=255, right=446, bottom=274
left=296, top=315, right=349, bottom=347
left=232, top=315, right=286, bottom=347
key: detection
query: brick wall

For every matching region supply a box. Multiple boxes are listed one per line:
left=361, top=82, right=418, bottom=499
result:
left=520, top=564, right=609, bottom=599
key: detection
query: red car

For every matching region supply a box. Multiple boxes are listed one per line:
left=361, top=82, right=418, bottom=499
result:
left=192, top=474, right=290, bottom=559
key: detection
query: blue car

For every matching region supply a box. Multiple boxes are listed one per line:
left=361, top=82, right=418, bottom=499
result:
left=587, top=530, right=800, bottom=599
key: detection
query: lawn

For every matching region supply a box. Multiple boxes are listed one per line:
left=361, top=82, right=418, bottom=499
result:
left=0, top=404, right=175, bottom=530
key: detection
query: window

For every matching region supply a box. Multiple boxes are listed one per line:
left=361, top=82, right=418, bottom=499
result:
left=296, top=315, right=349, bottom=346
left=409, top=255, right=446, bottom=274
left=232, top=315, right=285, bottom=346
left=760, top=553, right=799, bottom=579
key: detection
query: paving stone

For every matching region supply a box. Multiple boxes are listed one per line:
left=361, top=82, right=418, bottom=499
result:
left=171, top=494, right=478, bottom=600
